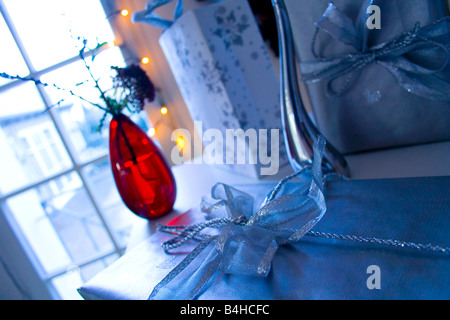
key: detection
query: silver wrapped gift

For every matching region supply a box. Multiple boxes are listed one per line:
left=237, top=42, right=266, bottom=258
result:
left=284, top=0, right=450, bottom=154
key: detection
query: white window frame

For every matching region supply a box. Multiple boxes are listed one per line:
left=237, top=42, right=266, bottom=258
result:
left=0, top=0, right=134, bottom=299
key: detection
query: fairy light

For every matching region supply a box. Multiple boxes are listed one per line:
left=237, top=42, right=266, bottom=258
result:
left=148, top=127, right=156, bottom=137
left=121, top=9, right=129, bottom=17
left=141, top=57, right=150, bottom=65
left=175, top=136, right=185, bottom=150
left=160, top=106, right=168, bottom=115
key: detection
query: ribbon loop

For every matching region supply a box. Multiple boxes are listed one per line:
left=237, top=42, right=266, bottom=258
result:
left=314, top=2, right=362, bottom=51
left=201, top=183, right=254, bottom=219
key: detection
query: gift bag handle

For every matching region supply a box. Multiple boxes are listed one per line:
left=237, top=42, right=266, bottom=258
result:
left=272, top=0, right=350, bottom=177
left=132, top=0, right=185, bottom=30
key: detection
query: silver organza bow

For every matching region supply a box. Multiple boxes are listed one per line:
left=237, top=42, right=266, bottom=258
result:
left=148, top=136, right=327, bottom=300
left=148, top=134, right=450, bottom=300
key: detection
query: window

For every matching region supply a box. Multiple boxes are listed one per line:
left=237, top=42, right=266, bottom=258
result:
left=0, top=0, right=146, bottom=299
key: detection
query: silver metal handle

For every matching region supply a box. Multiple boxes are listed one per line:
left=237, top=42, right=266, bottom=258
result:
left=272, top=0, right=350, bottom=177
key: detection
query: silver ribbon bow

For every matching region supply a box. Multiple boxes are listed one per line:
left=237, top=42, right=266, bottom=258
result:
left=300, top=1, right=450, bottom=100
left=148, top=136, right=327, bottom=300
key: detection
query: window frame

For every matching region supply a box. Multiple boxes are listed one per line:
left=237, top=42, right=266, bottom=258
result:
left=0, top=0, right=134, bottom=299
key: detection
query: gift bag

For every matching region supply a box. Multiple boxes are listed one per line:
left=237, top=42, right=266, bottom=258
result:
left=134, top=0, right=288, bottom=178
left=284, top=0, right=450, bottom=154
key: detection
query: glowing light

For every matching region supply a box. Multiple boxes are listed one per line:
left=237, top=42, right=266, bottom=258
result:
left=107, top=41, right=115, bottom=48
left=121, top=9, right=129, bottom=17
left=148, top=128, right=156, bottom=137
left=175, top=136, right=184, bottom=150
left=160, top=106, right=168, bottom=115
left=141, top=57, right=150, bottom=64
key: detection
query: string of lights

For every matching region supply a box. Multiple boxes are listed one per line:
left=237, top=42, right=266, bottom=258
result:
left=110, top=7, right=175, bottom=148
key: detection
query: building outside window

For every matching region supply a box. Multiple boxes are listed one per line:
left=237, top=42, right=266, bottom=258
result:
left=0, top=0, right=149, bottom=299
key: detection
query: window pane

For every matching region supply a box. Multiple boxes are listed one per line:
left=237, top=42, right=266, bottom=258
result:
left=3, top=172, right=116, bottom=276
left=3, top=0, right=115, bottom=71
left=41, top=47, right=126, bottom=109
left=0, top=14, right=29, bottom=86
left=55, top=104, right=111, bottom=164
left=40, top=47, right=126, bottom=164
left=82, top=159, right=142, bottom=247
left=0, top=82, right=45, bottom=117
left=0, top=83, right=72, bottom=195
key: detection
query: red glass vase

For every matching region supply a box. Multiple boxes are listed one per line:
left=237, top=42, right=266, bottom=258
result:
left=109, top=114, right=176, bottom=219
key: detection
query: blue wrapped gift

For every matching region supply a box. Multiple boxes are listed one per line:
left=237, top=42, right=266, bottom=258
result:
left=283, top=0, right=450, bottom=154
left=78, top=173, right=450, bottom=300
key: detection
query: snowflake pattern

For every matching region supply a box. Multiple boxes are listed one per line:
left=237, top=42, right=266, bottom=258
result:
left=212, top=5, right=250, bottom=49
left=198, top=58, right=228, bottom=95
left=173, top=35, right=191, bottom=69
